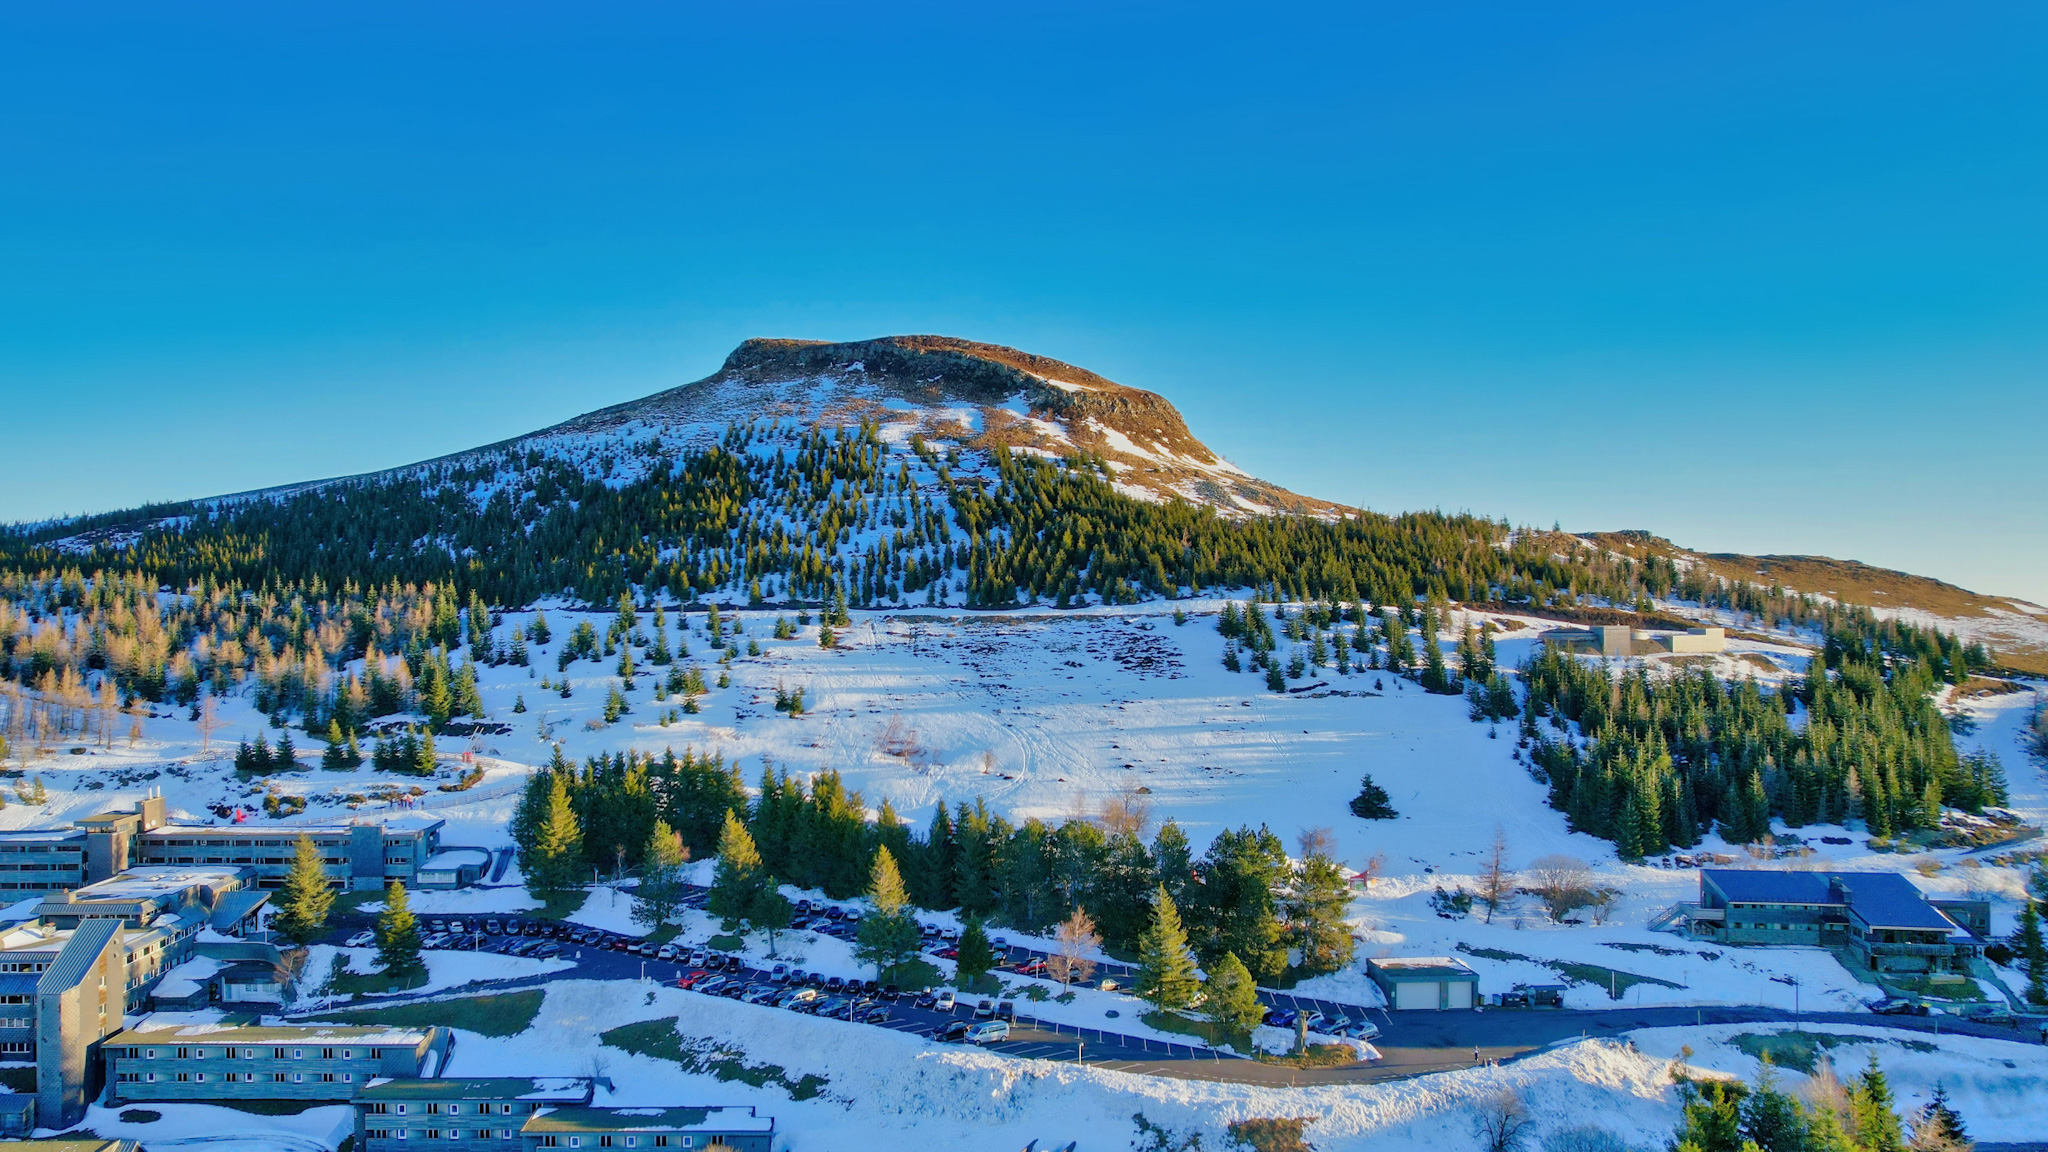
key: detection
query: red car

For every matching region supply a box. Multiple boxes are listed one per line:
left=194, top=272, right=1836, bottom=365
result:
left=1015, top=958, right=1048, bottom=976
left=678, top=971, right=709, bottom=989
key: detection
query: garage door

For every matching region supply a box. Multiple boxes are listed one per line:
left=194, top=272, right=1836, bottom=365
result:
left=1394, top=981, right=1438, bottom=1010
left=1445, top=981, right=1473, bottom=1009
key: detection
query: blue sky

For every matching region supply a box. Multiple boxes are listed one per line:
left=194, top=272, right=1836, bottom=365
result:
left=3, top=2, right=2044, bottom=602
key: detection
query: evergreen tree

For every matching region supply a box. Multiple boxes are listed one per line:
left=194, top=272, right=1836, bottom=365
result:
left=1283, top=852, right=1355, bottom=975
left=272, top=834, right=335, bottom=946
left=855, top=846, right=924, bottom=979
left=632, top=819, right=689, bottom=930
left=1850, top=1053, right=1906, bottom=1152
left=2016, top=898, right=2048, bottom=1006
left=374, top=881, right=425, bottom=978
left=1205, top=950, right=1263, bottom=1042
left=1135, top=884, right=1199, bottom=1012
left=527, top=773, right=586, bottom=900
left=1349, top=774, right=1397, bottom=819
left=1738, top=1060, right=1811, bottom=1152
left=708, top=809, right=771, bottom=931
left=954, top=915, right=995, bottom=986
left=1908, top=1083, right=1969, bottom=1151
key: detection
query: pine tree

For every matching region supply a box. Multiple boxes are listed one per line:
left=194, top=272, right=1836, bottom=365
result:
left=632, top=819, right=689, bottom=930
left=955, top=915, right=995, bottom=986
left=855, top=846, right=923, bottom=980
left=1909, top=1083, right=1969, bottom=1151
left=529, top=611, right=552, bottom=645
left=1349, top=774, right=1397, bottom=819
left=2017, top=898, right=2048, bottom=1006
left=1283, top=853, right=1355, bottom=975
left=1850, top=1053, right=1906, bottom=1152
left=272, top=835, right=336, bottom=946
left=375, top=881, right=425, bottom=978
left=527, top=773, right=586, bottom=900
left=1205, top=951, right=1263, bottom=1042
left=1136, top=885, right=1199, bottom=1012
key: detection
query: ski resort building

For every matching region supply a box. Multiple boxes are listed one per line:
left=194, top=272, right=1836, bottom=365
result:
left=354, top=1078, right=597, bottom=1152
left=1543, top=625, right=1726, bottom=659
left=0, top=795, right=464, bottom=895
left=520, top=1105, right=776, bottom=1151
left=1366, top=956, right=1481, bottom=1010
left=1671, top=869, right=1987, bottom=974
left=103, top=1022, right=452, bottom=1103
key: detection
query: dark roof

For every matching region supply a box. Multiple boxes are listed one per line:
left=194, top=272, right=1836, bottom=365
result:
left=525, top=1106, right=772, bottom=1135
left=1703, top=870, right=1840, bottom=906
left=38, top=919, right=121, bottom=994
left=1702, top=869, right=1957, bottom=933
left=1831, top=872, right=1957, bottom=932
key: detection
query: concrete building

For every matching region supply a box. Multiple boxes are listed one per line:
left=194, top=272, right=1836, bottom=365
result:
left=522, top=1105, right=775, bottom=1151
left=1543, top=625, right=1726, bottom=659
left=34, top=920, right=127, bottom=1129
left=417, top=846, right=494, bottom=890
left=33, top=867, right=261, bottom=934
left=104, top=1023, right=450, bottom=1103
left=1676, top=869, right=1986, bottom=974
left=1366, top=956, right=1480, bottom=1010
left=0, top=831, right=90, bottom=896
left=355, top=1077, right=596, bottom=1152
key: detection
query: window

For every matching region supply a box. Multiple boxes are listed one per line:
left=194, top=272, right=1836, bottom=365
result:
left=293, top=1049, right=304, bottom=1059
left=274, top=1047, right=287, bottom=1059
left=273, top=1073, right=288, bottom=1083
left=145, top=1072, right=155, bottom=1083
left=449, top=1104, right=460, bottom=1115
left=397, top=1105, right=408, bottom=1115
left=293, top=1073, right=303, bottom=1083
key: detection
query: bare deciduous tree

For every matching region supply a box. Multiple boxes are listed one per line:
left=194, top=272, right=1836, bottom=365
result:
left=1527, top=854, right=1594, bottom=922
left=196, top=696, right=220, bottom=758
left=1478, top=824, right=1515, bottom=924
left=1472, top=1088, right=1534, bottom=1152
left=1046, top=907, right=1100, bottom=990
left=1296, top=826, right=1337, bottom=861
left=1101, top=784, right=1155, bottom=839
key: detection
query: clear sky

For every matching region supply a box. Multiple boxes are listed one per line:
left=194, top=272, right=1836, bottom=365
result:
left=2, top=3, right=2043, bottom=603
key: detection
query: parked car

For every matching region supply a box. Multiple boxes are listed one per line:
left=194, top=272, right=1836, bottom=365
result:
left=995, top=1001, right=1015, bottom=1022
left=938, top=1020, right=973, bottom=1042
left=343, top=931, right=375, bottom=948
left=1869, top=998, right=1929, bottom=1017
left=825, top=976, right=845, bottom=993
left=964, top=1020, right=1011, bottom=1045
left=448, top=921, right=465, bottom=935
left=504, top=920, right=523, bottom=935
left=656, top=944, right=679, bottom=961
left=1264, top=1008, right=1295, bottom=1028
left=776, top=987, right=819, bottom=1010
left=688, top=950, right=708, bottom=967
left=678, top=972, right=709, bottom=990
left=429, top=920, right=447, bottom=934
left=770, top=964, right=789, bottom=982
left=1963, top=1005, right=2018, bottom=1026
left=858, top=1003, right=890, bottom=1024
left=1342, top=1021, right=1381, bottom=1041
left=912, top=990, right=937, bottom=1009
left=1014, top=957, right=1047, bottom=976
left=934, top=991, right=956, bottom=1012
left=533, top=943, right=561, bottom=959
left=973, top=1000, right=996, bottom=1019
left=718, top=982, right=749, bottom=999
left=881, top=984, right=901, bottom=1001
left=741, top=984, right=778, bottom=1005
left=484, top=920, right=502, bottom=935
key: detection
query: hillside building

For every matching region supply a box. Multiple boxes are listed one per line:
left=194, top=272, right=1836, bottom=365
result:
left=521, top=1105, right=775, bottom=1151
left=1543, top=625, right=1726, bottom=659
left=355, top=1077, right=596, bottom=1152
left=1672, top=869, right=1986, bottom=974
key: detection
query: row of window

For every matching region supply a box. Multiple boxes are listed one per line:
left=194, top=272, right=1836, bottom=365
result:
left=118, top=1070, right=354, bottom=1084
left=0, top=862, right=78, bottom=871
left=368, top=1102, right=542, bottom=1116
left=0, top=844, right=81, bottom=854
left=363, top=1128, right=707, bottom=1147
left=124, top=1045, right=386, bottom=1060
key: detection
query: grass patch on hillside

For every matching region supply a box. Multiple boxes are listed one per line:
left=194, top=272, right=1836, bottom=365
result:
left=310, top=990, right=544, bottom=1037
left=332, top=967, right=429, bottom=996
left=1549, top=961, right=1685, bottom=999
left=1881, top=974, right=1988, bottom=1002
left=1457, top=944, right=1532, bottom=963
left=954, top=973, right=1005, bottom=997
left=1730, top=1030, right=1935, bottom=1075
left=707, top=933, right=744, bottom=952
left=1142, top=1010, right=1244, bottom=1051
left=600, top=1018, right=827, bottom=1101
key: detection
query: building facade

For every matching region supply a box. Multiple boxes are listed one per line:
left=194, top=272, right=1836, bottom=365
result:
left=104, top=1024, right=449, bottom=1103
left=355, top=1077, right=596, bottom=1152
left=1366, top=957, right=1480, bottom=1010
left=35, top=920, right=127, bottom=1130
left=521, top=1106, right=775, bottom=1151
left=1683, top=869, right=1985, bottom=974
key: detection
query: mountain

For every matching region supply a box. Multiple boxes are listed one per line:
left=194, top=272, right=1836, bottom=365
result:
left=9, top=334, right=2043, bottom=670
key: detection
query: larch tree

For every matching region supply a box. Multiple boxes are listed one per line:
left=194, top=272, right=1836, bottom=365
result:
left=855, top=846, right=923, bottom=980
left=1477, top=824, right=1514, bottom=924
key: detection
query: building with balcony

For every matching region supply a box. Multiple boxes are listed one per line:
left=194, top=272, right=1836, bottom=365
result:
left=1676, top=869, right=1986, bottom=974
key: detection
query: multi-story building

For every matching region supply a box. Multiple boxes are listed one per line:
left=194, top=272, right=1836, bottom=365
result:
left=103, top=1023, right=451, bottom=1103
left=0, top=795, right=467, bottom=897
left=0, top=831, right=90, bottom=896
left=521, top=1105, right=775, bottom=1151
left=355, top=1077, right=597, bottom=1151
left=32, top=920, right=127, bottom=1130
left=1678, top=869, right=1987, bottom=974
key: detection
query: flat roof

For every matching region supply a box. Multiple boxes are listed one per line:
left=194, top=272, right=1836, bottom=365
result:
left=62, top=867, right=249, bottom=902
left=1367, top=956, right=1480, bottom=980
left=112, top=1021, right=433, bottom=1045
left=525, top=1106, right=772, bottom=1135
left=143, top=814, right=444, bottom=837
left=0, top=829, right=85, bottom=842
left=357, top=1077, right=594, bottom=1102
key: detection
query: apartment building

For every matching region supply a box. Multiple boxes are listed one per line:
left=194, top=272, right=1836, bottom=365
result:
left=0, top=830, right=89, bottom=895
left=1680, top=869, right=1986, bottom=974
left=134, top=814, right=447, bottom=892
left=104, top=1023, right=450, bottom=1104
left=33, top=920, right=127, bottom=1130
left=355, top=1077, right=597, bottom=1152
left=521, top=1106, right=775, bottom=1151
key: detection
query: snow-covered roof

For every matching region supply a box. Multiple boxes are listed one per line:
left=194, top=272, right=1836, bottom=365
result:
left=524, top=1105, right=773, bottom=1134
left=357, top=1077, right=595, bottom=1102
left=114, top=1020, right=435, bottom=1045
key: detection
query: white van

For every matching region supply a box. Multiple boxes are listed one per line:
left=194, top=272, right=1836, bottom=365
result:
left=964, top=1020, right=1011, bottom=1045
